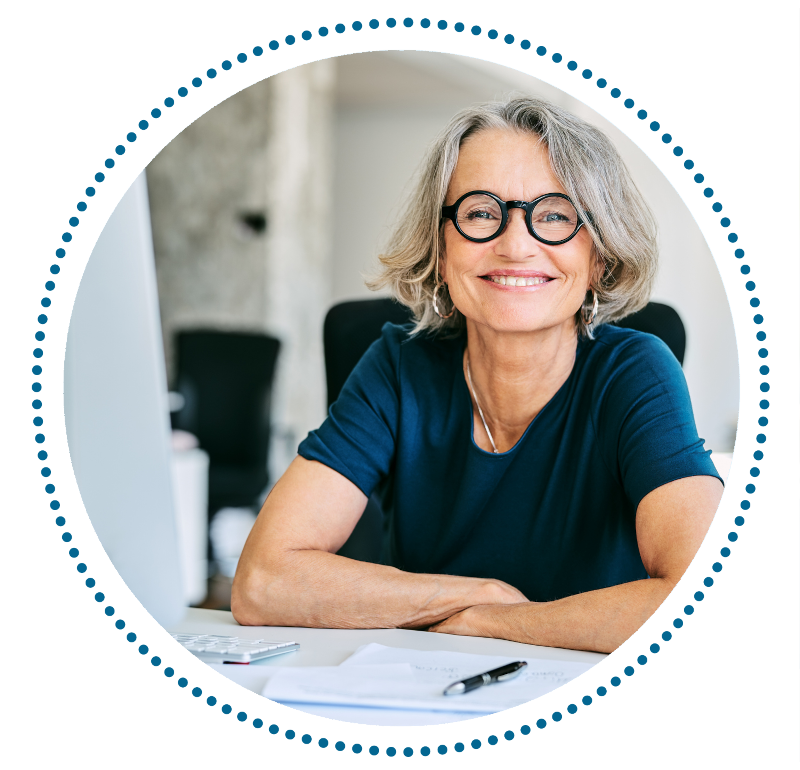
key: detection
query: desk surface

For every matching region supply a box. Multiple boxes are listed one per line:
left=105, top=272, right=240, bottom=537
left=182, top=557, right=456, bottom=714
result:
left=171, top=608, right=605, bottom=667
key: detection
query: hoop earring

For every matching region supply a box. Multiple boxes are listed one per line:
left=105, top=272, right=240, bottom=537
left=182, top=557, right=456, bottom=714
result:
left=581, top=288, right=598, bottom=325
left=432, top=282, right=455, bottom=319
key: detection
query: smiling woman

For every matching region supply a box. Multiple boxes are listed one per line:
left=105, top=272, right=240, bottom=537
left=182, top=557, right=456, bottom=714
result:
left=232, top=97, right=723, bottom=654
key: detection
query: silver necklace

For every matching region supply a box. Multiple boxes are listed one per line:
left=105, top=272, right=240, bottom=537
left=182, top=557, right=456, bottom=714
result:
left=466, top=352, right=499, bottom=454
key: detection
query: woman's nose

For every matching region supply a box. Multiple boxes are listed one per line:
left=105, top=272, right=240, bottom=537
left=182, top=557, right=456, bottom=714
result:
left=494, top=209, right=541, bottom=259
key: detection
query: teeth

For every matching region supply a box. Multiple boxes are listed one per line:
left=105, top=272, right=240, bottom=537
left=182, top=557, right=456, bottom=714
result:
left=488, top=275, right=548, bottom=286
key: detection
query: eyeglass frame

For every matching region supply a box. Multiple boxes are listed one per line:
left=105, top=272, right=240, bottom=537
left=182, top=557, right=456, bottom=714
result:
left=441, top=190, right=589, bottom=246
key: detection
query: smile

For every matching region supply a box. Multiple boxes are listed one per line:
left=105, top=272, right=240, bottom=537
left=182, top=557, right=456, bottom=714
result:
left=480, top=274, right=553, bottom=287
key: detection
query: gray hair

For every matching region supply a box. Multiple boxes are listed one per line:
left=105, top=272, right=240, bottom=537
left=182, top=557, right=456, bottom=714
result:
left=368, top=97, right=658, bottom=337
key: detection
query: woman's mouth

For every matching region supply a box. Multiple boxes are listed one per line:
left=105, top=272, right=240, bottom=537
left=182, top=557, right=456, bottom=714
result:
left=480, top=274, right=553, bottom=287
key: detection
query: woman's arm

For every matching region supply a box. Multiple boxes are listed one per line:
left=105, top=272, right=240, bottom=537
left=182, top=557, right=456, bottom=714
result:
left=428, top=475, right=722, bottom=653
left=231, top=456, right=528, bottom=628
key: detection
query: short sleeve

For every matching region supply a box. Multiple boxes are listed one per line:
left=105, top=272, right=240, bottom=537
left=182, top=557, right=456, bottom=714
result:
left=594, top=331, right=722, bottom=510
left=297, top=323, right=404, bottom=497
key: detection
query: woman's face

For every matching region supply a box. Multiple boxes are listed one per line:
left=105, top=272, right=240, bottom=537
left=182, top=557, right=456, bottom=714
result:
left=441, top=128, right=598, bottom=337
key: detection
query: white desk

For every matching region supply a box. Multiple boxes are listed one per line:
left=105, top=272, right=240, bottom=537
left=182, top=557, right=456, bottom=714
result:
left=169, top=608, right=605, bottom=725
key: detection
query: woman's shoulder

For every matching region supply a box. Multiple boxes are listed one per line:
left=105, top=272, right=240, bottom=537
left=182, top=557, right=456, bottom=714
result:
left=587, top=323, right=679, bottom=367
left=378, top=321, right=463, bottom=362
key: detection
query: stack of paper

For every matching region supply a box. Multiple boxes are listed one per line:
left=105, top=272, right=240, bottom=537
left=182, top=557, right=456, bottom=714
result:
left=262, top=643, right=595, bottom=715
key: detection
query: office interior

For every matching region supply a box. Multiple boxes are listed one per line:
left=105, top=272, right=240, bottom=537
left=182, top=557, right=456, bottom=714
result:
left=66, top=51, right=739, bottom=614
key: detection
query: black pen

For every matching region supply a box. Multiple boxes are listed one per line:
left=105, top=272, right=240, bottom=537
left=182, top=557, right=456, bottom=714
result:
left=443, top=661, right=527, bottom=696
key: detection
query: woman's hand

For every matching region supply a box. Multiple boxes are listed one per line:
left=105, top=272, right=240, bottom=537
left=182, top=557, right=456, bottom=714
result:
left=429, top=604, right=514, bottom=637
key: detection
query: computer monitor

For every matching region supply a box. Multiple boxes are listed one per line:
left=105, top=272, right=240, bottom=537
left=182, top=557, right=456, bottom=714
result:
left=64, top=172, right=186, bottom=628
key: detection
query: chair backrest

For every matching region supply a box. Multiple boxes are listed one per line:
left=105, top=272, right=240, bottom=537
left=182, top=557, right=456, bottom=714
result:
left=613, top=301, right=686, bottom=365
left=173, top=330, right=281, bottom=468
left=323, top=298, right=685, bottom=406
left=324, top=298, right=414, bottom=406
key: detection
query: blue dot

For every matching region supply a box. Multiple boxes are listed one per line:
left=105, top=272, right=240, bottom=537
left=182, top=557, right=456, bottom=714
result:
left=537, top=45, right=547, bottom=55
left=751, top=298, right=760, bottom=307
left=268, top=41, right=278, bottom=50
left=624, top=666, right=634, bottom=676
left=759, top=364, right=769, bottom=374
left=335, top=741, right=345, bottom=751
left=741, top=264, right=751, bottom=274
left=454, top=22, right=464, bottom=32
left=77, top=201, right=87, bottom=212
left=624, top=98, right=634, bottom=108
left=35, top=433, right=45, bottom=443
left=504, top=730, right=515, bottom=740
left=34, top=348, right=43, bottom=358
left=735, top=248, right=745, bottom=258
left=553, top=52, right=563, bottom=63
left=650, top=643, right=660, bottom=653
left=164, top=667, right=173, bottom=677
left=471, top=25, right=481, bottom=35
left=54, top=514, right=63, bottom=523
left=221, top=705, right=231, bottom=714
left=303, top=735, right=312, bottom=745
left=41, top=468, right=51, bottom=479
left=505, top=34, right=514, bottom=44
left=758, top=416, right=768, bottom=427
left=95, top=172, right=106, bottom=182
left=253, top=46, right=264, bottom=55
left=178, top=678, right=188, bottom=688
left=521, top=39, right=531, bottom=49
left=268, top=725, right=279, bottom=734
left=127, top=632, right=136, bottom=642
left=582, top=695, right=592, bottom=705
left=50, top=501, right=60, bottom=510
left=318, top=27, right=328, bottom=36
left=684, top=160, right=695, bottom=169
left=115, top=619, right=125, bottom=629
left=32, top=383, right=42, bottom=392
left=150, top=108, right=161, bottom=118
left=597, top=78, right=607, bottom=87
left=611, top=87, right=621, bottom=97
left=403, top=17, right=413, bottom=28
left=386, top=747, right=395, bottom=756
left=437, top=745, right=446, bottom=755
left=488, top=736, right=498, bottom=746
left=38, top=450, right=47, bottom=460
left=760, top=381, right=769, bottom=391
left=568, top=703, right=578, bottom=714
left=758, top=348, right=768, bottom=359
left=285, top=35, right=295, bottom=44
left=520, top=725, right=531, bottom=735
left=33, top=400, right=43, bottom=410
left=582, top=69, right=592, bottom=79
left=471, top=739, right=481, bottom=749
left=335, top=23, right=345, bottom=33
left=69, top=547, right=78, bottom=557
left=735, top=515, right=746, bottom=527
left=662, top=134, right=672, bottom=143
left=674, top=618, right=683, bottom=628
left=553, top=711, right=563, bottom=721
left=236, top=712, right=247, bottom=722
left=649, top=121, right=660, bottom=130
left=104, top=606, right=115, bottom=617
left=720, top=217, right=730, bottom=227
left=207, top=69, right=217, bottom=78
left=284, top=727, right=293, bottom=736
left=369, top=19, right=379, bottom=29
left=351, top=22, right=362, bottom=32
left=728, top=233, right=738, bottom=242
left=662, top=631, right=672, bottom=641
left=191, top=77, right=201, bottom=88
left=702, top=187, right=713, bottom=198
left=673, top=146, right=683, bottom=156
left=237, top=53, right=247, bottom=63
left=760, top=399, right=769, bottom=410
left=488, top=29, right=498, bottom=39
left=637, top=109, right=647, bottom=119
left=756, top=434, right=766, bottom=444
left=41, top=296, right=51, bottom=308
left=420, top=747, right=429, bottom=756
left=150, top=655, right=160, bottom=666
left=191, top=687, right=202, bottom=697
left=741, top=500, right=751, bottom=510
left=253, top=719, right=263, bottom=729
left=704, top=577, right=714, bottom=587
left=684, top=605, right=695, bottom=615
left=207, top=696, right=216, bottom=706
left=222, top=60, right=232, bottom=70
left=746, top=482, right=757, bottom=492
left=59, top=532, right=71, bottom=544
left=746, top=280, right=756, bottom=291
left=597, top=686, right=608, bottom=695
left=438, top=20, right=447, bottom=30
left=611, top=676, right=621, bottom=686
left=387, top=17, right=397, bottom=28
left=567, top=60, right=578, bottom=71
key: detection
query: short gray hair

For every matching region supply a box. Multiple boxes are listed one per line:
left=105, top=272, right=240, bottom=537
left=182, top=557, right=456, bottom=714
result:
left=368, top=97, right=658, bottom=337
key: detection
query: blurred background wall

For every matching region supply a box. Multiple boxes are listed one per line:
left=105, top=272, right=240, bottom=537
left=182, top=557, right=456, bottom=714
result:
left=143, top=51, right=738, bottom=602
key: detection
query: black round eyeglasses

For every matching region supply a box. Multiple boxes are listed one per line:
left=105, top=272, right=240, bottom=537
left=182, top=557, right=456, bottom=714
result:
left=441, top=190, right=587, bottom=245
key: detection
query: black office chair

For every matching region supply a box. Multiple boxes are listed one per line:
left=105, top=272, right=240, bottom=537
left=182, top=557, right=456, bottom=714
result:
left=173, top=330, right=281, bottom=516
left=323, top=297, right=686, bottom=563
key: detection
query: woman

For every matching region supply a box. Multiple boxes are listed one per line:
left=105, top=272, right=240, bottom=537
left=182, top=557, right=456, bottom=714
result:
left=232, top=98, right=723, bottom=653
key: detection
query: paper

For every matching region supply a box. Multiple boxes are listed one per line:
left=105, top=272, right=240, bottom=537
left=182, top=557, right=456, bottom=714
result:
left=262, top=644, right=596, bottom=714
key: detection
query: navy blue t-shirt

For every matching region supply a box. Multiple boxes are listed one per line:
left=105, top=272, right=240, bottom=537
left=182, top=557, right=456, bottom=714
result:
left=299, top=323, right=721, bottom=602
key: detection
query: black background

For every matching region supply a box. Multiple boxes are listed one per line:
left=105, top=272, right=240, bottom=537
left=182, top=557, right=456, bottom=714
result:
left=21, top=7, right=784, bottom=761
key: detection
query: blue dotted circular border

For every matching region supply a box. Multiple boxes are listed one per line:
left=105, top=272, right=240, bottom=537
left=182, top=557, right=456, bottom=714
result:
left=31, top=17, right=767, bottom=755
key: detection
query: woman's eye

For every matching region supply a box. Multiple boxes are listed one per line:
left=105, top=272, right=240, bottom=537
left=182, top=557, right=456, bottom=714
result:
left=465, top=209, right=495, bottom=220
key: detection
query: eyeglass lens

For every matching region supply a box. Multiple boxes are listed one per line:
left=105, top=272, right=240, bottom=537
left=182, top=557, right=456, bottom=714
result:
left=456, top=193, right=580, bottom=242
